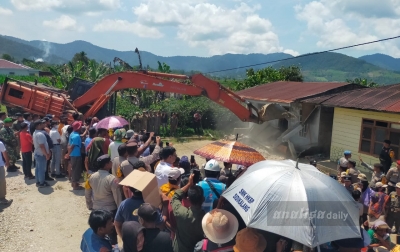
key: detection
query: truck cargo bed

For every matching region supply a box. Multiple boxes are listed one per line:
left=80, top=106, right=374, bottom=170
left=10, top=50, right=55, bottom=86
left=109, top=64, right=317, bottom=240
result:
left=0, top=79, right=76, bottom=118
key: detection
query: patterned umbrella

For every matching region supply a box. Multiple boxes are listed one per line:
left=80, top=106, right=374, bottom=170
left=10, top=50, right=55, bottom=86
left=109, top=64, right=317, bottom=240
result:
left=95, top=116, right=129, bottom=129
left=193, top=140, right=265, bottom=167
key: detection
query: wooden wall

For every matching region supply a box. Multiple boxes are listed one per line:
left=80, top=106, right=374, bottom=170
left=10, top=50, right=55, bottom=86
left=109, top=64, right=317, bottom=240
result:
left=330, top=107, right=400, bottom=172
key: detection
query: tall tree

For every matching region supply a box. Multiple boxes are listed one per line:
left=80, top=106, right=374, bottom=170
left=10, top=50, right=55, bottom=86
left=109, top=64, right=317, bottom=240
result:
left=72, top=51, right=89, bottom=65
left=2, top=54, right=14, bottom=62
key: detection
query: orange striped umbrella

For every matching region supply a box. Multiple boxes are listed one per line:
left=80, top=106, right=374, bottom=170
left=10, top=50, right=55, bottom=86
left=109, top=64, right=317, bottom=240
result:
left=193, top=140, right=265, bottom=167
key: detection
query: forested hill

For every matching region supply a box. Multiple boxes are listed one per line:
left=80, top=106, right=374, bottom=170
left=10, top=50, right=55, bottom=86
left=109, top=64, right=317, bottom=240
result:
left=2, top=35, right=400, bottom=84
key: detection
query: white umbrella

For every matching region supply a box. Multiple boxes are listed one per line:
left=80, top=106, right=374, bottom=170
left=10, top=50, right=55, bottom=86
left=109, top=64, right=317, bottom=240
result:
left=222, top=160, right=361, bottom=248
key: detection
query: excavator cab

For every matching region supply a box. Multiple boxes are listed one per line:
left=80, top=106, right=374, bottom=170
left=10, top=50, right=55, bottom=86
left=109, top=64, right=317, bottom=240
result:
left=68, top=78, right=116, bottom=119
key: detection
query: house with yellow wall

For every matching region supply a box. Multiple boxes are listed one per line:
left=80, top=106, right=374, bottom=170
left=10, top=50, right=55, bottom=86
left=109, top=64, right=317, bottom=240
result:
left=302, top=83, right=400, bottom=173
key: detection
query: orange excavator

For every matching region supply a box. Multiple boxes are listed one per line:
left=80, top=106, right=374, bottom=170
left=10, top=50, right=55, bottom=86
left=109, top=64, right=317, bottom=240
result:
left=0, top=70, right=289, bottom=124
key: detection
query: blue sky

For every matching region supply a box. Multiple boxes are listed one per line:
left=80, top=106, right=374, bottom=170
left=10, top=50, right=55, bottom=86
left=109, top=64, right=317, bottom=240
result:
left=1, top=0, right=400, bottom=58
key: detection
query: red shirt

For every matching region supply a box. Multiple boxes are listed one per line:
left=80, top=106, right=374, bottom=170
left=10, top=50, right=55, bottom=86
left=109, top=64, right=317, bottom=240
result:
left=20, top=131, right=33, bottom=153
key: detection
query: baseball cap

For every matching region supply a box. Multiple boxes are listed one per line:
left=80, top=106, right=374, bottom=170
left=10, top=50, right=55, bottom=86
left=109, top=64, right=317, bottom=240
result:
left=15, top=112, right=22, bottom=117
left=168, top=168, right=185, bottom=180
left=375, top=182, right=387, bottom=188
left=126, top=130, right=134, bottom=139
left=205, top=159, right=220, bottom=172
left=344, top=150, right=351, bottom=155
left=357, top=173, right=368, bottom=182
left=137, top=203, right=159, bottom=223
left=71, top=121, right=82, bottom=131
left=340, top=172, right=347, bottom=178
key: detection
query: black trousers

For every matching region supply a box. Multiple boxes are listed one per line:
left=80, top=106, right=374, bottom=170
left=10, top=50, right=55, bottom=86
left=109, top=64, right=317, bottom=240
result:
left=22, top=152, right=33, bottom=176
left=194, top=121, right=201, bottom=134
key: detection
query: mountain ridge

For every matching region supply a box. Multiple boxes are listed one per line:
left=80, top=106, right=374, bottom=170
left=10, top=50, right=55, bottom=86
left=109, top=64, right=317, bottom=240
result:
left=359, top=53, right=400, bottom=72
left=1, top=35, right=400, bottom=84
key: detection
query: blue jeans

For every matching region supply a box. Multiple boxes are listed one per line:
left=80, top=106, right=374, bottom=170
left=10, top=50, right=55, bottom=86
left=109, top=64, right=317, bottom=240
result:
left=35, top=154, right=47, bottom=184
left=51, top=145, right=61, bottom=175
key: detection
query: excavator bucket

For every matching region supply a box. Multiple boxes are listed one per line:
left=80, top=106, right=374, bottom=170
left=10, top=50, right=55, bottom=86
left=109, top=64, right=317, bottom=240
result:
left=259, top=103, right=295, bottom=122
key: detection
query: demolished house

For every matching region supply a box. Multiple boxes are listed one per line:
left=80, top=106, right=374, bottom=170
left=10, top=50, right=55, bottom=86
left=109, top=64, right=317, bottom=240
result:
left=235, top=81, right=364, bottom=158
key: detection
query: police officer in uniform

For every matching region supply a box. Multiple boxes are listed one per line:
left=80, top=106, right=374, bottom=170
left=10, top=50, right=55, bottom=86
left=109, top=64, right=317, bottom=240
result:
left=387, top=161, right=400, bottom=194
left=131, top=112, right=141, bottom=132
left=380, top=140, right=395, bottom=174
left=387, top=182, right=400, bottom=234
left=84, top=154, right=122, bottom=246
left=337, top=150, right=351, bottom=176
left=343, top=175, right=354, bottom=194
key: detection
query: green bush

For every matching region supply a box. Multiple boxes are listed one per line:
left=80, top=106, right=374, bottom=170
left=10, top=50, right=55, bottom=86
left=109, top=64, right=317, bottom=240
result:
left=149, top=96, right=239, bottom=132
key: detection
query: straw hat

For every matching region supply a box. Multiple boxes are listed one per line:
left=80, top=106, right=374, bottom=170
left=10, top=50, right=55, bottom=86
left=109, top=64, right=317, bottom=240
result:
left=233, top=228, right=267, bottom=252
left=202, top=209, right=239, bottom=244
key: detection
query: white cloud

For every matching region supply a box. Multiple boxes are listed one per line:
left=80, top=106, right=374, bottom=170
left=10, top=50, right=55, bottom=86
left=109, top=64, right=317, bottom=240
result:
left=294, top=0, right=399, bottom=53
left=11, top=0, right=120, bottom=13
left=43, top=15, right=85, bottom=32
left=0, top=7, right=13, bottom=15
left=132, top=1, right=296, bottom=55
left=93, top=19, right=163, bottom=38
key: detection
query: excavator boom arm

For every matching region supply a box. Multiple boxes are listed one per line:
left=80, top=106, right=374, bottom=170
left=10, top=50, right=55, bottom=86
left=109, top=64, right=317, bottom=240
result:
left=73, top=71, right=259, bottom=123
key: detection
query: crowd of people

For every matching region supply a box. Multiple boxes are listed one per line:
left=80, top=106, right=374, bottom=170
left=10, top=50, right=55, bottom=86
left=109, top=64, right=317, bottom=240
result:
left=0, top=110, right=400, bottom=252
left=130, top=110, right=202, bottom=137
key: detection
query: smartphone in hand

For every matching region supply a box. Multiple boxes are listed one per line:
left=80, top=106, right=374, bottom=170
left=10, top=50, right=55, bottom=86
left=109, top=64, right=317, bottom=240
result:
left=192, top=169, right=200, bottom=184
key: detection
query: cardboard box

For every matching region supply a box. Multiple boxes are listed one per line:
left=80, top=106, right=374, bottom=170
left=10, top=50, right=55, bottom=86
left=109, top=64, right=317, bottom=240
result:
left=119, top=170, right=161, bottom=208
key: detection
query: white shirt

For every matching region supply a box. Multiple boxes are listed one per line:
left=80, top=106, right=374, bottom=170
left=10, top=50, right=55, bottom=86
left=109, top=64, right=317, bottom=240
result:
left=49, top=127, right=61, bottom=145
left=60, top=125, right=69, bottom=145
left=108, top=141, right=123, bottom=160
left=154, top=161, right=172, bottom=187
left=23, top=119, right=30, bottom=128
left=0, top=141, right=6, bottom=166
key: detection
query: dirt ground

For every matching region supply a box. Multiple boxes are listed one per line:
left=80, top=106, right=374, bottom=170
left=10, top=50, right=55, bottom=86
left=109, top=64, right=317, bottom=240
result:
left=0, top=139, right=284, bottom=252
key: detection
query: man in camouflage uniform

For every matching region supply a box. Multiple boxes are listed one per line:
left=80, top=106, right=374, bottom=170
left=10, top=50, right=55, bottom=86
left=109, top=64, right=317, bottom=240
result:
left=0, top=118, right=20, bottom=171
left=131, top=112, right=141, bottom=132
left=154, top=110, right=161, bottom=135
left=0, top=112, right=6, bottom=129
left=12, top=113, right=24, bottom=160
left=141, top=111, right=148, bottom=133
left=387, top=182, right=400, bottom=234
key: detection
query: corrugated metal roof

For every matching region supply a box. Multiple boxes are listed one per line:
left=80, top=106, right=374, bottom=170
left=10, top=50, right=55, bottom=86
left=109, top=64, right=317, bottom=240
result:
left=0, top=59, right=32, bottom=69
left=302, top=83, right=400, bottom=113
left=235, top=81, right=348, bottom=103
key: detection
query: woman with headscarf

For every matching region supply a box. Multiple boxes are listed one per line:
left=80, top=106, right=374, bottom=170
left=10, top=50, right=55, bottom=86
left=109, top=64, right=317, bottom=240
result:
left=86, top=128, right=111, bottom=173
left=122, top=221, right=144, bottom=252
